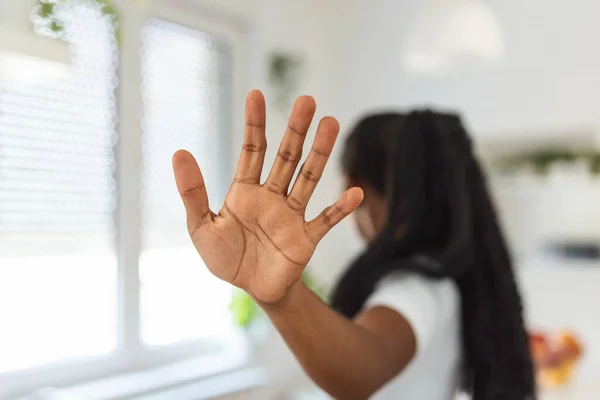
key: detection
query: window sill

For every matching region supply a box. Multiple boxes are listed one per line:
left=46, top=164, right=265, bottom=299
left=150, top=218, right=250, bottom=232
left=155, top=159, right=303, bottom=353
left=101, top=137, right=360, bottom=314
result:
left=6, top=333, right=263, bottom=400
left=127, top=366, right=267, bottom=400
left=15, top=352, right=266, bottom=400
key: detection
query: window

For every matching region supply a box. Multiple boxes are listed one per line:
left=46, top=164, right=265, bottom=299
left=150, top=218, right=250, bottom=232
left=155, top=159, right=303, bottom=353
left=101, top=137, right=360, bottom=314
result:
left=0, top=5, right=118, bottom=373
left=140, top=19, right=234, bottom=346
left=0, top=4, right=243, bottom=397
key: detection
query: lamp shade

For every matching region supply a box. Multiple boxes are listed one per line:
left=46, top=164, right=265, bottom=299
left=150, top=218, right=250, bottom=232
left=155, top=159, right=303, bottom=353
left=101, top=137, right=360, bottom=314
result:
left=401, top=0, right=505, bottom=75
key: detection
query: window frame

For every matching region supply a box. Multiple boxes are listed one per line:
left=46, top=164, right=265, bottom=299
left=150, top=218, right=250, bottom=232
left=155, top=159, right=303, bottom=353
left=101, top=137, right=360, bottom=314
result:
left=0, top=1, right=250, bottom=397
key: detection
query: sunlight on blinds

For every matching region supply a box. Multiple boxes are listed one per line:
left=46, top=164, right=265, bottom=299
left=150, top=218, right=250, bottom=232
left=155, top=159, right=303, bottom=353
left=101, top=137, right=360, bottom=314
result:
left=140, top=19, right=234, bottom=346
left=0, top=5, right=118, bottom=372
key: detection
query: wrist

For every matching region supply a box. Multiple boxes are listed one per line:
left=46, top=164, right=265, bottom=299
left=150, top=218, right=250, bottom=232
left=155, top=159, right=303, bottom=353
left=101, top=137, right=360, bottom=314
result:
left=253, top=279, right=306, bottom=312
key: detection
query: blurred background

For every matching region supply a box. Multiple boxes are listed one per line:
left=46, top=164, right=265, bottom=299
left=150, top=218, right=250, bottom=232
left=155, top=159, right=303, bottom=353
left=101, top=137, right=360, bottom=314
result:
left=0, top=0, right=599, bottom=399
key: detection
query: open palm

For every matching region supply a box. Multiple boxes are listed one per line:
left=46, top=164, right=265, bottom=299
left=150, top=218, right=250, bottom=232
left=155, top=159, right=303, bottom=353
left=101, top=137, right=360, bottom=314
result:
left=172, top=91, right=363, bottom=304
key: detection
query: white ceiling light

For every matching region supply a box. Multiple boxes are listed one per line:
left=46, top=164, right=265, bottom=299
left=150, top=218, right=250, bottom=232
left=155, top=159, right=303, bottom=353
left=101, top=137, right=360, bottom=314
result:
left=0, top=0, right=71, bottom=84
left=401, top=0, right=505, bottom=76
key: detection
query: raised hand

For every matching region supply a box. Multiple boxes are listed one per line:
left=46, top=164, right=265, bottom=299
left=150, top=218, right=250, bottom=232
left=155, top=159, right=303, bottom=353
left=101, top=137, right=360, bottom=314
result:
left=172, top=90, right=363, bottom=304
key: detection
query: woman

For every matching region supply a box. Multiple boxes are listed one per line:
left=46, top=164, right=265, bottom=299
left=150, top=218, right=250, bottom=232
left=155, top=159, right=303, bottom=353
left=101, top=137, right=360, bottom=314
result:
left=172, top=91, right=536, bottom=399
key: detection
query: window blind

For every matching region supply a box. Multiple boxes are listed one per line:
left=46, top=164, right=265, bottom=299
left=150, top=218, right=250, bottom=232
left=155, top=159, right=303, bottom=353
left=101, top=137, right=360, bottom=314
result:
left=0, top=6, right=119, bottom=257
left=0, top=5, right=119, bottom=373
left=140, top=18, right=234, bottom=345
left=141, top=18, right=232, bottom=250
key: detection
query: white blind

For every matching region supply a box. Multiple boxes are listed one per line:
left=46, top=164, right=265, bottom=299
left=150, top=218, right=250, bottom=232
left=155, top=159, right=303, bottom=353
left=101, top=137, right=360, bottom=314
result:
left=141, top=18, right=232, bottom=250
left=0, top=7, right=118, bottom=257
left=0, top=5, right=118, bottom=373
left=139, top=19, right=234, bottom=346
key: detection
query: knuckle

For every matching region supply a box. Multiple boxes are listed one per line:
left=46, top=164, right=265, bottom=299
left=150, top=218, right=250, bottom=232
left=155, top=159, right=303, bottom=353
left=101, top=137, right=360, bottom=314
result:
left=287, top=124, right=306, bottom=136
left=304, top=224, right=318, bottom=246
left=278, top=150, right=298, bottom=163
left=233, top=176, right=255, bottom=184
left=180, top=184, right=205, bottom=198
left=187, top=218, right=202, bottom=237
left=187, top=211, right=211, bottom=237
left=322, top=212, right=335, bottom=226
left=300, top=169, right=320, bottom=183
left=323, top=204, right=343, bottom=227
left=333, top=202, right=344, bottom=217
left=246, top=121, right=265, bottom=129
left=266, top=180, right=287, bottom=195
left=313, top=148, right=330, bottom=157
left=243, top=143, right=263, bottom=153
left=287, top=196, right=305, bottom=213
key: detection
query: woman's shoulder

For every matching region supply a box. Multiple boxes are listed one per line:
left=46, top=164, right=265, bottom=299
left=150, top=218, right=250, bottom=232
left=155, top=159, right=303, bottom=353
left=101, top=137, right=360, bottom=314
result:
left=365, top=271, right=460, bottom=354
left=369, top=271, right=459, bottom=312
left=375, top=270, right=458, bottom=298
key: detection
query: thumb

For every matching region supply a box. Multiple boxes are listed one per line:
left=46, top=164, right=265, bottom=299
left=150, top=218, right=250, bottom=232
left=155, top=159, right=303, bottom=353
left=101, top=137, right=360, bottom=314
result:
left=172, top=150, right=213, bottom=234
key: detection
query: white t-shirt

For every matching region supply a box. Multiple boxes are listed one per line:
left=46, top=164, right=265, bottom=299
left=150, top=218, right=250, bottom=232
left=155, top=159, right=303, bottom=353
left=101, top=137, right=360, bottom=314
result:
left=365, top=272, right=462, bottom=400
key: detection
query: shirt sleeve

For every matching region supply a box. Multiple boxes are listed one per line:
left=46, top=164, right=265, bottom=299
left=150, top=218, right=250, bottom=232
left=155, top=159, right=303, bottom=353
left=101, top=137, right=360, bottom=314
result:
left=365, top=273, right=443, bottom=356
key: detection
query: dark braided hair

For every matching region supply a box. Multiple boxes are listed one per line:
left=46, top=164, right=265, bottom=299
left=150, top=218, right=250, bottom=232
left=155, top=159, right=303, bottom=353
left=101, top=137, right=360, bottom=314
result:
left=331, top=111, right=536, bottom=400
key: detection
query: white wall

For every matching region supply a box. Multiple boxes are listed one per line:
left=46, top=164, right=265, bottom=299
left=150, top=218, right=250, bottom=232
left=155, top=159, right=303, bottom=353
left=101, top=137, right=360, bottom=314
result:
left=329, top=0, right=600, bottom=137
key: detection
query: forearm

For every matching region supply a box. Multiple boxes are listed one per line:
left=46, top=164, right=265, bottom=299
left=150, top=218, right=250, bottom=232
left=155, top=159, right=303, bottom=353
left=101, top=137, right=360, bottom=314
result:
left=258, top=282, right=395, bottom=400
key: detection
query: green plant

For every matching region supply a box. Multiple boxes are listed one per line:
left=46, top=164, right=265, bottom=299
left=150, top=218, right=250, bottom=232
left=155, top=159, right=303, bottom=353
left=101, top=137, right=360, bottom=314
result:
left=268, top=51, right=304, bottom=113
left=34, top=0, right=121, bottom=42
left=497, top=148, right=600, bottom=176
left=229, top=271, right=326, bottom=330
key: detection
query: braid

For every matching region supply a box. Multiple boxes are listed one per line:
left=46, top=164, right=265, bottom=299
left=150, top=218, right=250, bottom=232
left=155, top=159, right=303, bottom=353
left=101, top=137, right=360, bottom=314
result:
left=332, top=111, right=536, bottom=400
